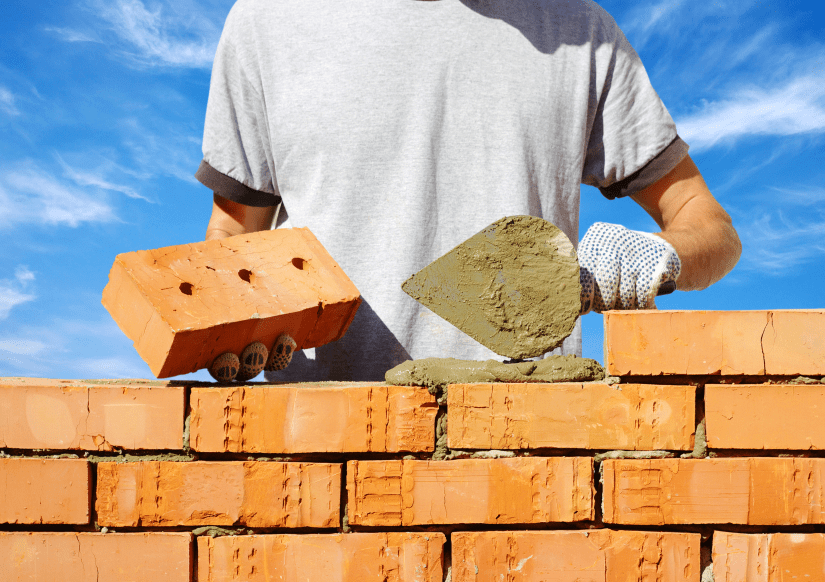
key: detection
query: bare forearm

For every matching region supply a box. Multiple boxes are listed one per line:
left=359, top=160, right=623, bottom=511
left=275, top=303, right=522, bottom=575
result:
left=632, top=155, right=741, bottom=291
left=205, top=194, right=276, bottom=240
left=655, top=198, right=741, bottom=290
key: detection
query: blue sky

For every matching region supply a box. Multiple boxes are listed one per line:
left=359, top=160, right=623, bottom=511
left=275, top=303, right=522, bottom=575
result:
left=1, top=0, right=823, bottom=380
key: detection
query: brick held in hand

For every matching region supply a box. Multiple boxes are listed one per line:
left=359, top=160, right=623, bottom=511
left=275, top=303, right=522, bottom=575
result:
left=102, top=228, right=361, bottom=378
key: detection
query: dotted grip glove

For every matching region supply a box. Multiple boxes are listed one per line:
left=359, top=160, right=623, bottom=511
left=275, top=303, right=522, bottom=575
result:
left=579, top=222, right=681, bottom=315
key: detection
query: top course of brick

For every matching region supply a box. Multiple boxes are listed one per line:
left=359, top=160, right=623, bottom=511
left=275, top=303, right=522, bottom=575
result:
left=604, top=310, right=825, bottom=377
left=102, top=228, right=361, bottom=378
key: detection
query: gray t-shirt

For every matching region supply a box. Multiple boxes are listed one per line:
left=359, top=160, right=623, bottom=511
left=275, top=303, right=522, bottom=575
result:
left=197, top=0, right=688, bottom=381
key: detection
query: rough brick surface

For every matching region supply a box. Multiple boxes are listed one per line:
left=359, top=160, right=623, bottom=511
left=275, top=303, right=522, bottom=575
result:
left=713, top=531, right=825, bottom=582
left=706, top=384, right=825, bottom=450
left=0, top=458, right=90, bottom=524
left=0, top=378, right=183, bottom=450
left=191, top=383, right=436, bottom=453
left=604, top=310, right=825, bottom=376
left=198, top=532, right=444, bottom=582
left=96, top=461, right=340, bottom=528
left=102, top=228, right=361, bottom=378
left=347, top=458, right=593, bottom=526
left=448, top=383, right=694, bottom=451
left=452, top=530, right=701, bottom=582
left=0, top=532, right=192, bottom=582
left=603, top=458, right=825, bottom=525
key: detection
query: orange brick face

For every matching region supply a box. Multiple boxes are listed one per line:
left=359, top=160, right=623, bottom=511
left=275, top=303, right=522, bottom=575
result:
left=448, top=383, right=695, bottom=450
left=96, top=461, right=340, bottom=528
left=0, top=532, right=192, bottom=582
left=452, top=530, right=701, bottom=582
left=347, top=458, right=593, bottom=526
left=602, top=458, right=825, bottom=525
left=713, top=532, right=825, bottom=582
left=706, top=384, right=825, bottom=450
left=0, top=379, right=184, bottom=450
left=197, top=533, right=445, bottom=582
left=604, top=310, right=825, bottom=376
left=101, top=228, right=361, bottom=378
left=0, top=458, right=90, bottom=524
left=190, top=383, right=436, bottom=453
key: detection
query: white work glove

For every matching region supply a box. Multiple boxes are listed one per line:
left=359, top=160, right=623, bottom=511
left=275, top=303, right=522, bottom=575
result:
left=578, top=222, right=681, bottom=314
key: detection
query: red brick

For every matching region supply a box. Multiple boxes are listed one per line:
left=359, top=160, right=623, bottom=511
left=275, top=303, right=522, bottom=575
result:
left=191, top=383, right=436, bottom=453
left=0, top=532, right=192, bottom=582
left=197, top=532, right=444, bottom=582
left=0, top=458, right=90, bottom=524
left=96, top=461, right=340, bottom=528
left=448, top=383, right=694, bottom=450
left=347, top=458, right=593, bottom=527
left=0, top=378, right=183, bottom=450
left=604, top=310, right=825, bottom=376
left=602, top=458, right=825, bottom=525
left=713, top=531, right=825, bottom=582
left=452, top=530, right=700, bottom=582
left=101, top=228, right=361, bottom=378
left=706, top=384, right=825, bottom=450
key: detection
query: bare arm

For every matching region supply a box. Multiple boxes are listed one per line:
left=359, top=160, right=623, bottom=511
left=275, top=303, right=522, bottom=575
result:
left=631, top=155, right=741, bottom=291
left=205, top=194, right=276, bottom=241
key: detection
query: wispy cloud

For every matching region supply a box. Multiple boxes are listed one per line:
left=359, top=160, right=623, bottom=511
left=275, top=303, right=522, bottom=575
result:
left=0, top=266, right=36, bottom=319
left=44, top=26, right=101, bottom=43
left=0, top=338, right=48, bottom=356
left=0, top=86, right=20, bottom=116
left=80, top=0, right=222, bottom=69
left=0, top=162, right=118, bottom=229
left=736, top=211, right=825, bottom=274
left=56, top=154, right=155, bottom=203
left=677, top=74, right=825, bottom=151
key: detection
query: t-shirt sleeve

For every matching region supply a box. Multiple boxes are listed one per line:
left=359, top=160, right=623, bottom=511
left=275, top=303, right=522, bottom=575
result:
left=581, top=13, right=689, bottom=199
left=197, top=3, right=281, bottom=207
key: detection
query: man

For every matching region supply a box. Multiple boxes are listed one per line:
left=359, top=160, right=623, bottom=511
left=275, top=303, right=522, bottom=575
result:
left=197, top=0, right=741, bottom=381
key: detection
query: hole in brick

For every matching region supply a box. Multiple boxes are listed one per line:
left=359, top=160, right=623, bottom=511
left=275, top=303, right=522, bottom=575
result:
left=179, top=282, right=193, bottom=295
left=238, top=269, right=253, bottom=283
left=292, top=258, right=306, bottom=270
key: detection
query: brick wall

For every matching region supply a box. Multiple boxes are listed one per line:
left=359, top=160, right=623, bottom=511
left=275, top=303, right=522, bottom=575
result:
left=2, top=309, right=824, bottom=581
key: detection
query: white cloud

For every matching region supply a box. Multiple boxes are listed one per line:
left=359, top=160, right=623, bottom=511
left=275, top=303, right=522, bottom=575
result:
left=0, top=288, right=35, bottom=320
left=737, top=212, right=825, bottom=274
left=91, top=0, right=221, bottom=69
left=44, top=26, right=101, bottom=43
left=0, top=163, right=118, bottom=229
left=0, top=86, right=20, bottom=116
left=0, top=339, right=48, bottom=356
left=56, top=154, right=155, bottom=203
left=0, top=266, right=36, bottom=320
left=677, top=74, right=825, bottom=151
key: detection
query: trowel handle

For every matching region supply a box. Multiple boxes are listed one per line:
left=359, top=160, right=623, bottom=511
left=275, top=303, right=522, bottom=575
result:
left=657, top=281, right=677, bottom=296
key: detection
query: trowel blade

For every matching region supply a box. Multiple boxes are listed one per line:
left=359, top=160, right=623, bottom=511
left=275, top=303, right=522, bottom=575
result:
left=402, top=215, right=581, bottom=360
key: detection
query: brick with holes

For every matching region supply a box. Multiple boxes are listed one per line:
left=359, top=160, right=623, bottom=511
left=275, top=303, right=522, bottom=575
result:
left=102, top=228, right=361, bottom=378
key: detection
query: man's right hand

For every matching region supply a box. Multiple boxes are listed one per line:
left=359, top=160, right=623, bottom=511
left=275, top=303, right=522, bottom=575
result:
left=206, top=194, right=276, bottom=240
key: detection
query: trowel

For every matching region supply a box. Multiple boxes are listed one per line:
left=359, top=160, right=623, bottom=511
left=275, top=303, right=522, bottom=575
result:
left=402, top=215, right=673, bottom=360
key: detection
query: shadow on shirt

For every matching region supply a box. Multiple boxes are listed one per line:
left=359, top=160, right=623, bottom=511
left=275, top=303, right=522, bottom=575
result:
left=263, top=298, right=411, bottom=383
left=457, top=0, right=605, bottom=56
